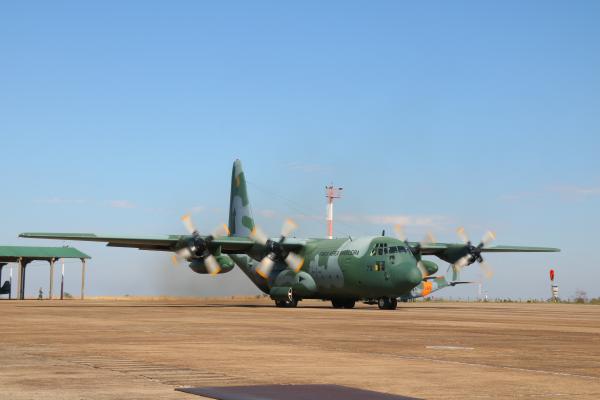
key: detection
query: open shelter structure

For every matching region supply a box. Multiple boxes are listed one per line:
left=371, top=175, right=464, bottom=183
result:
left=0, top=246, right=90, bottom=300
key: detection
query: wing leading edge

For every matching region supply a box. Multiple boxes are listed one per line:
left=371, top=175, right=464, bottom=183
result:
left=409, top=241, right=559, bottom=265
left=18, top=232, right=258, bottom=253
left=413, top=242, right=560, bottom=255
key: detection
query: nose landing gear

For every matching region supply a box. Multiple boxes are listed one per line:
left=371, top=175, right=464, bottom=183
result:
left=377, top=297, right=398, bottom=310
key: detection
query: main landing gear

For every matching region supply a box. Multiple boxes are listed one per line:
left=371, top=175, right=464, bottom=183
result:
left=378, top=297, right=398, bottom=310
left=275, top=298, right=298, bottom=308
left=331, top=299, right=356, bottom=309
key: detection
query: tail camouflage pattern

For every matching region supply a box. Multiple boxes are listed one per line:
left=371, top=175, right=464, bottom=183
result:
left=228, top=159, right=255, bottom=237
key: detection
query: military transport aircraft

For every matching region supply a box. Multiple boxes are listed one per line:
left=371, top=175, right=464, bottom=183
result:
left=20, top=160, right=559, bottom=310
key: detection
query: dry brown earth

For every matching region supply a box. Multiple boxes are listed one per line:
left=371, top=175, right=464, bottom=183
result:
left=2, top=298, right=599, bottom=399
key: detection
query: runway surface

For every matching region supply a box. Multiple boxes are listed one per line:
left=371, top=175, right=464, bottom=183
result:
left=2, top=298, right=600, bottom=399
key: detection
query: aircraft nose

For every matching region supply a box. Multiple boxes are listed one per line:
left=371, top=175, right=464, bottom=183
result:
left=393, top=262, right=423, bottom=292
left=406, top=265, right=423, bottom=287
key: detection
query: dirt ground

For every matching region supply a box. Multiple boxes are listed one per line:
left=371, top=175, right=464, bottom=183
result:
left=2, top=298, right=599, bottom=399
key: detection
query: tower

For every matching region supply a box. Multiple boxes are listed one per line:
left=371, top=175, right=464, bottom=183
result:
left=325, top=184, right=343, bottom=239
left=550, top=269, right=559, bottom=302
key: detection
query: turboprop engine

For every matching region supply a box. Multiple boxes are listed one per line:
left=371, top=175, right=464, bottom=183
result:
left=189, top=255, right=235, bottom=274
left=421, top=260, right=439, bottom=276
left=170, top=214, right=233, bottom=275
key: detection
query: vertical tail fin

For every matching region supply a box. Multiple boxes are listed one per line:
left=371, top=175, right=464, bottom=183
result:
left=228, top=159, right=256, bottom=237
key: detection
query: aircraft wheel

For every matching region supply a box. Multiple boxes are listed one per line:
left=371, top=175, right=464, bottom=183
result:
left=343, top=300, right=356, bottom=309
left=275, top=300, right=287, bottom=307
left=275, top=299, right=298, bottom=308
left=389, top=298, right=398, bottom=310
left=378, top=297, right=397, bottom=310
left=331, top=299, right=345, bottom=308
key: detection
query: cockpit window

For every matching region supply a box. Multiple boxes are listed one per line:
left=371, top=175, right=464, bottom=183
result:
left=371, top=242, right=401, bottom=256
left=370, top=243, right=379, bottom=256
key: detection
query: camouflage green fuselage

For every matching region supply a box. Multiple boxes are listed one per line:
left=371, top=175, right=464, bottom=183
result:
left=232, top=236, right=429, bottom=300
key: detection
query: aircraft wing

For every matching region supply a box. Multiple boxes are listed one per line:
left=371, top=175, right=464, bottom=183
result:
left=414, top=242, right=560, bottom=255
left=18, top=232, right=258, bottom=253
left=478, top=245, right=560, bottom=253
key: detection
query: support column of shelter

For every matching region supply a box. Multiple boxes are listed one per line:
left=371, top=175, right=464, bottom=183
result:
left=60, top=259, right=65, bottom=300
left=49, top=258, right=55, bottom=299
left=18, top=258, right=27, bottom=300
left=15, top=260, right=20, bottom=299
left=80, top=258, right=86, bottom=300
left=0, top=263, right=5, bottom=298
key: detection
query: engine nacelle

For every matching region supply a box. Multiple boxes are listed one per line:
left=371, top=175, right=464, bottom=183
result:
left=188, top=255, right=235, bottom=274
left=421, top=260, right=439, bottom=276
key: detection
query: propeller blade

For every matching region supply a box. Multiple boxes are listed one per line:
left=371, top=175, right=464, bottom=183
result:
left=284, top=252, right=304, bottom=273
left=250, top=226, right=269, bottom=245
left=394, top=224, right=406, bottom=241
left=456, top=227, right=469, bottom=244
left=416, top=260, right=429, bottom=279
left=480, top=260, right=494, bottom=279
left=181, top=214, right=197, bottom=235
left=204, top=254, right=222, bottom=276
left=212, top=223, right=230, bottom=238
left=171, top=254, right=180, bottom=267
left=256, top=256, right=275, bottom=279
left=281, top=218, right=298, bottom=237
left=177, top=247, right=192, bottom=260
left=420, top=232, right=436, bottom=246
left=481, top=231, right=496, bottom=247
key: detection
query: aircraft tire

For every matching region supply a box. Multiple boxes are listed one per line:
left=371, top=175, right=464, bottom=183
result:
left=378, top=297, right=397, bottom=310
left=331, top=299, right=345, bottom=308
left=343, top=300, right=356, bottom=309
left=275, top=300, right=287, bottom=307
left=275, top=299, right=298, bottom=308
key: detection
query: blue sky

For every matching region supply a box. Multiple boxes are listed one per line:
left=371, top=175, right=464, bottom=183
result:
left=1, top=1, right=599, bottom=299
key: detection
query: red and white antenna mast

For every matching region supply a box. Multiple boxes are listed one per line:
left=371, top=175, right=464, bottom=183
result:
left=325, top=184, right=343, bottom=239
